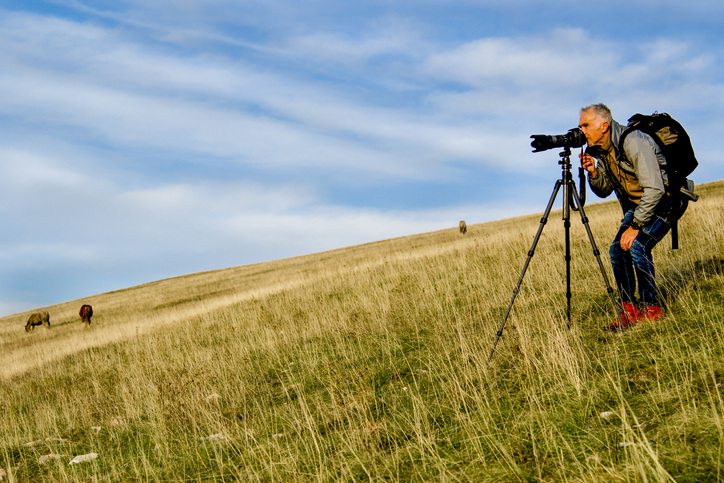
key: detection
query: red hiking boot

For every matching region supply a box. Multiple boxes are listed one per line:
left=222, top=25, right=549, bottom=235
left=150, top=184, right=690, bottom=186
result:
left=641, top=305, right=664, bottom=322
left=606, top=302, right=642, bottom=331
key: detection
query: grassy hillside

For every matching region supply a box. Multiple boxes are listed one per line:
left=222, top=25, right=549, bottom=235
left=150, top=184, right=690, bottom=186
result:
left=1, top=180, right=723, bottom=482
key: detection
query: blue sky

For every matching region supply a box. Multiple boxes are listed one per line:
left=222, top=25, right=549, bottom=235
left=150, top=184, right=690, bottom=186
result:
left=1, top=0, right=723, bottom=316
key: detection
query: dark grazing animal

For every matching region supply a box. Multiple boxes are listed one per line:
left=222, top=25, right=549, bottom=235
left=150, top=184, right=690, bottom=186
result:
left=25, top=311, right=50, bottom=331
left=459, top=220, right=467, bottom=234
left=79, top=304, right=93, bottom=326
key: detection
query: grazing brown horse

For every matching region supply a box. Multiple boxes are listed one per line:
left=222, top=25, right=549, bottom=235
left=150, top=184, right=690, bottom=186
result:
left=25, top=311, right=50, bottom=331
left=79, top=304, right=93, bottom=326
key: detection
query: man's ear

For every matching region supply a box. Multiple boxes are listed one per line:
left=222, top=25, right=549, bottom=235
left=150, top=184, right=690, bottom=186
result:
left=601, top=122, right=610, bottom=133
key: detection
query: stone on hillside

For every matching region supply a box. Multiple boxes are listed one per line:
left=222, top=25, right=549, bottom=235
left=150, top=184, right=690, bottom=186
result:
left=45, top=437, right=68, bottom=443
left=68, top=453, right=98, bottom=465
left=39, top=454, right=66, bottom=465
left=23, top=437, right=68, bottom=447
left=205, top=433, right=229, bottom=442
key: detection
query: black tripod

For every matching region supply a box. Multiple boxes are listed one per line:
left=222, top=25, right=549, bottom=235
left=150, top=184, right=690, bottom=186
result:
left=488, top=147, right=624, bottom=362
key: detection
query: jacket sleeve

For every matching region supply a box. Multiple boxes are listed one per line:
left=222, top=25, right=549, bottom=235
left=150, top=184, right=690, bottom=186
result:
left=623, top=131, right=666, bottom=226
left=587, top=160, right=614, bottom=198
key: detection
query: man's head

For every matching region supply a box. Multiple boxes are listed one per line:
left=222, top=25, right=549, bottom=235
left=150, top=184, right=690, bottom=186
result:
left=579, top=103, right=612, bottom=147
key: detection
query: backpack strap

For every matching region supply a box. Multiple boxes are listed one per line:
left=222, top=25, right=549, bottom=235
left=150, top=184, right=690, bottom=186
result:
left=617, top=113, right=649, bottom=156
left=617, top=126, right=636, bottom=156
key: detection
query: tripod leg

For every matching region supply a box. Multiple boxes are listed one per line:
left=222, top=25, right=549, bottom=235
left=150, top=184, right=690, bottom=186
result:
left=488, top=179, right=563, bottom=362
left=569, top=182, right=626, bottom=327
left=563, top=178, right=572, bottom=328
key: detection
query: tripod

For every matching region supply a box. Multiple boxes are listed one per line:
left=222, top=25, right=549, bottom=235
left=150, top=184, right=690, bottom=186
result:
left=488, top=147, right=624, bottom=362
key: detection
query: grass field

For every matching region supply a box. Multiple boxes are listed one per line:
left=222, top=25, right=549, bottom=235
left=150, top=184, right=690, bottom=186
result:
left=1, top=180, right=723, bottom=481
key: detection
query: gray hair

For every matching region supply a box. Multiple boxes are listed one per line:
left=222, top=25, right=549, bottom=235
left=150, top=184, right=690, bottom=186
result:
left=581, top=103, right=613, bottom=124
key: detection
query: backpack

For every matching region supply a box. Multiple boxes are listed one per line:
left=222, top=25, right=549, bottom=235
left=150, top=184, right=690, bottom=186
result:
left=618, top=112, right=699, bottom=249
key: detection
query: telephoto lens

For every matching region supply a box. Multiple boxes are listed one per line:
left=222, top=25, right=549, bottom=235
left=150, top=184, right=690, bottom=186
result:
left=530, top=128, right=586, bottom=152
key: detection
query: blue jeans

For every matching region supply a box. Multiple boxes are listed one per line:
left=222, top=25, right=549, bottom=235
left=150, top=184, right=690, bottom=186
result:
left=610, top=201, right=671, bottom=307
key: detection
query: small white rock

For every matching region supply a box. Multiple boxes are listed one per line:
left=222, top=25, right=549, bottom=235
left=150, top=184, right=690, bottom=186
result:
left=600, top=411, right=616, bottom=420
left=39, top=454, right=66, bottom=465
left=68, top=453, right=99, bottom=465
left=22, top=440, right=43, bottom=447
left=206, top=433, right=228, bottom=442
left=618, top=442, right=636, bottom=448
left=45, top=437, right=68, bottom=443
left=205, top=393, right=221, bottom=403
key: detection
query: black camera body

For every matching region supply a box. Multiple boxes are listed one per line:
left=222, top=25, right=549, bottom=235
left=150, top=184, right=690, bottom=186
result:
left=530, top=128, right=586, bottom=153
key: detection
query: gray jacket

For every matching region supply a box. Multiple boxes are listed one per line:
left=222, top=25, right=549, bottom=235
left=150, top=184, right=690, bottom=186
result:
left=588, top=119, right=668, bottom=226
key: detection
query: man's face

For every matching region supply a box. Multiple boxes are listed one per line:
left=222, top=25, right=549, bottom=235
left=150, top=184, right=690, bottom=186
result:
left=578, top=109, right=610, bottom=146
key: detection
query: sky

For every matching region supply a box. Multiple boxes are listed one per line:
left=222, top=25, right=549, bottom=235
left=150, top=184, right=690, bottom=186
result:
left=1, top=0, right=723, bottom=317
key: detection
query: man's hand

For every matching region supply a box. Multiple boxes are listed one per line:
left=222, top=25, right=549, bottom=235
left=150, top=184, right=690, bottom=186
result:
left=579, top=152, right=598, bottom=177
left=620, top=227, right=639, bottom=251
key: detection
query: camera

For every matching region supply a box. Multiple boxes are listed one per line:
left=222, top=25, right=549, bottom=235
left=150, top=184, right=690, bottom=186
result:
left=530, top=128, right=586, bottom=153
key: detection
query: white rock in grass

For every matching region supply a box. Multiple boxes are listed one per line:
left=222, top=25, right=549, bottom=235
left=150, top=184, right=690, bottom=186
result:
left=205, top=393, right=221, bottom=403
left=68, top=453, right=98, bottom=465
left=45, top=437, right=68, bottom=443
left=618, top=442, right=636, bottom=448
left=0, top=467, right=13, bottom=482
left=205, top=433, right=228, bottom=442
left=23, top=437, right=68, bottom=447
left=39, top=454, right=66, bottom=465
left=110, top=416, right=125, bottom=426
left=600, top=411, right=616, bottom=420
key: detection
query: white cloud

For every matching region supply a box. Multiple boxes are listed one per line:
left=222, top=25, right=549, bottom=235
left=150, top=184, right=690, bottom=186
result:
left=0, top=11, right=532, bottom=180
left=424, top=29, right=597, bottom=87
left=0, top=149, right=88, bottom=189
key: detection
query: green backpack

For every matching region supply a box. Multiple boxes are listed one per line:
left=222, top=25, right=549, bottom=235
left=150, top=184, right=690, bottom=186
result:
left=618, top=112, right=699, bottom=248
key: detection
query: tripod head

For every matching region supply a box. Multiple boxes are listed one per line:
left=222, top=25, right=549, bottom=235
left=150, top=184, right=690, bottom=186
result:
left=558, top=146, right=572, bottom=165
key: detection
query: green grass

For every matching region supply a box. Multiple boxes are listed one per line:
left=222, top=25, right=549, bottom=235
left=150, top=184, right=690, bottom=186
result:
left=1, top=180, right=723, bottom=481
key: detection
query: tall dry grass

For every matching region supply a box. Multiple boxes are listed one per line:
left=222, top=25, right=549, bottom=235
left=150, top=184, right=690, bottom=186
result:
left=1, top=180, right=723, bottom=481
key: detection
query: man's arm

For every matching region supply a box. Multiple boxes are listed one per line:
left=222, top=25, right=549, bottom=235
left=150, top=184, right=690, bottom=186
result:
left=580, top=152, right=613, bottom=198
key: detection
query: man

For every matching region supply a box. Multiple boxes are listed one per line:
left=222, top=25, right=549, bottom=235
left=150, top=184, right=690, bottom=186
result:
left=578, top=103, right=671, bottom=330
